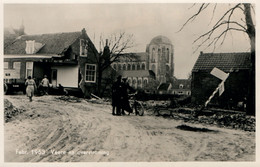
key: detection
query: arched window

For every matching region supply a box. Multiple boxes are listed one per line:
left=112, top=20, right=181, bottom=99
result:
left=152, top=48, right=155, bottom=63
left=132, top=64, right=136, bottom=70
left=127, top=64, right=131, bottom=70
left=141, top=63, right=145, bottom=70
left=137, top=79, right=142, bottom=86
left=123, top=64, right=126, bottom=70
left=113, top=64, right=117, bottom=70
left=166, top=48, right=170, bottom=63
left=118, top=64, right=122, bottom=70
left=143, top=79, right=148, bottom=86
left=137, top=64, right=141, bottom=70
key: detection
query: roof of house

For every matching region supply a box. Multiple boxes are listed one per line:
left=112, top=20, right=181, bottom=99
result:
left=4, top=31, right=85, bottom=55
left=172, top=79, right=191, bottom=89
left=158, top=83, right=171, bottom=91
left=119, top=70, right=154, bottom=78
left=192, top=52, right=251, bottom=72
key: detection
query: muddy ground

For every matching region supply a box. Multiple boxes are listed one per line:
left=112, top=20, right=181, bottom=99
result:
left=4, top=95, right=255, bottom=162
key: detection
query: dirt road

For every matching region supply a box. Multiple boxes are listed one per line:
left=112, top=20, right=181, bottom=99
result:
left=4, top=95, right=255, bottom=162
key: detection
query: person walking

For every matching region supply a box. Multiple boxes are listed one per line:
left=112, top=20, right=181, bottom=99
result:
left=112, top=75, right=123, bottom=116
left=25, top=76, right=36, bottom=102
left=41, top=75, right=50, bottom=95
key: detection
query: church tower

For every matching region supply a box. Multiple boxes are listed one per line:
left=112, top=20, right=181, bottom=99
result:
left=146, top=35, right=174, bottom=83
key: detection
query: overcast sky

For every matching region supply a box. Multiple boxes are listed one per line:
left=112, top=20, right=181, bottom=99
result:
left=3, top=2, right=253, bottom=79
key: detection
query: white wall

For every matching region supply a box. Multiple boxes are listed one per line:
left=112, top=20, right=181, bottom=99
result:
left=51, top=65, right=79, bottom=88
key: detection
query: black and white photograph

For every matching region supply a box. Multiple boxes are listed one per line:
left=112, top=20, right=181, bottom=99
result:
left=1, top=0, right=258, bottom=165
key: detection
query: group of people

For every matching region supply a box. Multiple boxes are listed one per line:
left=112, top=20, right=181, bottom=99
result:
left=111, top=75, right=135, bottom=116
left=25, top=75, right=50, bottom=102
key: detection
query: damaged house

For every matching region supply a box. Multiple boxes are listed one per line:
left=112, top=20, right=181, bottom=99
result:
left=191, top=52, right=251, bottom=109
left=4, top=28, right=99, bottom=96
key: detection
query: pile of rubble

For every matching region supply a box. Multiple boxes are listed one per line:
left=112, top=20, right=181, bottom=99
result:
left=144, top=102, right=255, bottom=132
left=4, top=99, right=25, bottom=122
left=197, top=113, right=255, bottom=132
left=55, top=96, right=82, bottom=103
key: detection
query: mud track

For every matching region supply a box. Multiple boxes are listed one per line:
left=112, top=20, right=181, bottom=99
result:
left=4, top=95, right=255, bottom=162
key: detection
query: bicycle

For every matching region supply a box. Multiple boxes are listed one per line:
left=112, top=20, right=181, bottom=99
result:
left=126, top=93, right=145, bottom=116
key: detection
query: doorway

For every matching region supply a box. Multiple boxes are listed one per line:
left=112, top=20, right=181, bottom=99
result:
left=51, top=69, right=57, bottom=87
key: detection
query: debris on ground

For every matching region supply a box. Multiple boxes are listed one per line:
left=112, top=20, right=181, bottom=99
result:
left=4, top=99, right=26, bottom=122
left=55, top=96, right=82, bottom=103
left=144, top=101, right=255, bottom=132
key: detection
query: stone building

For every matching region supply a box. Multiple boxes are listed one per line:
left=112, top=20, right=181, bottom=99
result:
left=112, top=35, right=174, bottom=89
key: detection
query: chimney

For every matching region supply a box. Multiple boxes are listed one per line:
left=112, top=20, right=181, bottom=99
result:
left=81, top=28, right=86, bottom=35
left=105, top=39, right=108, bottom=47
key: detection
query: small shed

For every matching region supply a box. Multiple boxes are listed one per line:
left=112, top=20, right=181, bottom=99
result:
left=191, top=52, right=251, bottom=108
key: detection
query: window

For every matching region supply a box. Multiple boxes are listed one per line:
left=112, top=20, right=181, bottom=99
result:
left=13, top=62, right=21, bottom=69
left=26, top=62, right=33, bottom=78
left=127, top=64, right=131, bottom=70
left=4, top=62, right=9, bottom=69
left=143, top=79, right=148, bottom=86
left=141, top=63, right=145, bottom=70
left=123, top=64, right=126, bottom=70
left=179, top=84, right=184, bottom=89
left=25, top=40, right=35, bottom=54
left=132, top=64, right=136, bottom=70
left=85, top=64, right=96, bottom=82
left=152, top=48, right=155, bottom=62
left=118, top=64, right=122, bottom=70
left=137, top=64, right=141, bottom=70
left=166, top=48, right=170, bottom=63
left=80, top=39, right=88, bottom=57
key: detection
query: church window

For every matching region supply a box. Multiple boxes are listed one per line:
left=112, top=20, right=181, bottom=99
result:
left=137, top=64, right=141, bottom=70
left=132, top=64, right=136, bottom=70
left=118, top=64, right=122, bottom=70
left=123, top=64, right=126, bottom=70
left=141, top=63, right=145, bottom=70
left=166, top=48, right=170, bottom=63
left=127, top=64, right=131, bottom=70
left=152, top=48, right=155, bottom=63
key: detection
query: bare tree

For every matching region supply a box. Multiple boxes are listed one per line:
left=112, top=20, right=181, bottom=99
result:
left=179, top=3, right=255, bottom=115
left=88, top=31, right=135, bottom=97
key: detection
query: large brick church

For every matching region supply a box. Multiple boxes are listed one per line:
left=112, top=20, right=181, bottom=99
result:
left=112, top=35, right=174, bottom=90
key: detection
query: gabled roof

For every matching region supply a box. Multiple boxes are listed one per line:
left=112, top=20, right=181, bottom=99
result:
left=192, top=52, right=251, bottom=72
left=4, top=31, right=84, bottom=55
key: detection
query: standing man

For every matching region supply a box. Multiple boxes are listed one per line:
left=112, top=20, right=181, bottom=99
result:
left=121, top=77, right=135, bottom=115
left=41, top=75, right=50, bottom=95
left=112, top=75, right=123, bottom=116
